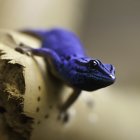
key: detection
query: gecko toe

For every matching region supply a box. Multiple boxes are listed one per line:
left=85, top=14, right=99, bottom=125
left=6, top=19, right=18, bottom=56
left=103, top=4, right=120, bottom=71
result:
left=15, top=47, right=32, bottom=56
left=57, top=111, right=69, bottom=123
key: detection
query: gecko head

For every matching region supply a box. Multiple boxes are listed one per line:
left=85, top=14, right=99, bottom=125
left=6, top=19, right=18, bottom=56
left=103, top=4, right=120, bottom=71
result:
left=66, top=57, right=116, bottom=91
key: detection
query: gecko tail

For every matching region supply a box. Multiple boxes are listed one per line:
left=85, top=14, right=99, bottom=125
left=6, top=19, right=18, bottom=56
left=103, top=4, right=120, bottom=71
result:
left=19, top=29, right=47, bottom=40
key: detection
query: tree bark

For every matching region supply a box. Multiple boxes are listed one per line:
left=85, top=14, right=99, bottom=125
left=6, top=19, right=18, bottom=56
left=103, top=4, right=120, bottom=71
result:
left=0, top=30, right=53, bottom=140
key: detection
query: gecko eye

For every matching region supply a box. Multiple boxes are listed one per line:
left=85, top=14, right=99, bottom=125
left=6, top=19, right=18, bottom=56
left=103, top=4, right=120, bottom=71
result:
left=88, top=60, right=99, bottom=69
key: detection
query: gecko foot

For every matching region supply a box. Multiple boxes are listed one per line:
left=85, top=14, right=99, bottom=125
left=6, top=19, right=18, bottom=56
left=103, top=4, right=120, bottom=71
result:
left=57, top=111, right=69, bottom=123
left=15, top=44, right=32, bottom=56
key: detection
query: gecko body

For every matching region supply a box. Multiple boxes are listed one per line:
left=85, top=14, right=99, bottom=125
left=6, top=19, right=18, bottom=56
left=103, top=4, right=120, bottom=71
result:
left=16, top=28, right=116, bottom=117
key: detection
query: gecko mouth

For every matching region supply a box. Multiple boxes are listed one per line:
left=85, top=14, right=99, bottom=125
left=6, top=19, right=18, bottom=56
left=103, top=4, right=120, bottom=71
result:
left=70, top=63, right=116, bottom=91
left=109, top=65, right=115, bottom=79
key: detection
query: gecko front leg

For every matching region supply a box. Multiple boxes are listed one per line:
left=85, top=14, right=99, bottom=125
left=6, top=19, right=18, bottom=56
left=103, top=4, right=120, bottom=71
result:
left=15, top=43, right=33, bottom=56
left=60, top=88, right=81, bottom=112
left=58, top=88, right=81, bottom=122
left=15, top=44, right=61, bottom=63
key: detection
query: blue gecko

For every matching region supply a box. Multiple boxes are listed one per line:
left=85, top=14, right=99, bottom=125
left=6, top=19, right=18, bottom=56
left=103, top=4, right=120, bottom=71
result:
left=15, top=28, right=115, bottom=117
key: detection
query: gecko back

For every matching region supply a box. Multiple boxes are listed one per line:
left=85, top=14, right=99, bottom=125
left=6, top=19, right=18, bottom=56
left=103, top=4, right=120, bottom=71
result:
left=21, top=28, right=86, bottom=58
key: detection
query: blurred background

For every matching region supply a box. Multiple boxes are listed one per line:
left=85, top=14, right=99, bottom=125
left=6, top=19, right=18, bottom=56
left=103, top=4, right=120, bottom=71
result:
left=0, top=0, right=140, bottom=140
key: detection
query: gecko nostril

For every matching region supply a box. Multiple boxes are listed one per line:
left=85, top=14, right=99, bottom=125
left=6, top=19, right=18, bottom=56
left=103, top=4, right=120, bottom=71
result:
left=108, top=65, right=115, bottom=74
left=110, top=65, right=113, bottom=72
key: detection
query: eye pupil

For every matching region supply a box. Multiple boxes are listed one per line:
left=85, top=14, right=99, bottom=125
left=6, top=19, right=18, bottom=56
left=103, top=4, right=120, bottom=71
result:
left=89, top=60, right=98, bottom=68
left=93, top=61, right=97, bottom=66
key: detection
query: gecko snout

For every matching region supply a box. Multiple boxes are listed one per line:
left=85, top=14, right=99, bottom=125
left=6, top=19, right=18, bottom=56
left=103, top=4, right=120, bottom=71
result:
left=104, top=64, right=116, bottom=82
